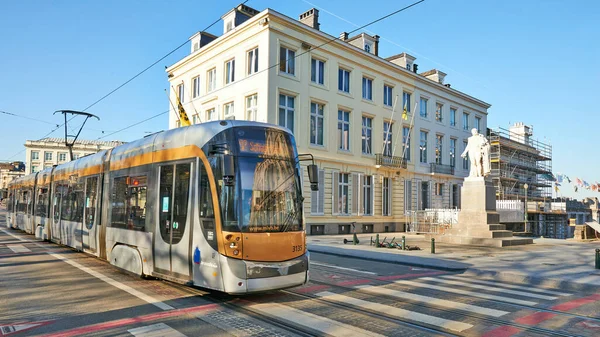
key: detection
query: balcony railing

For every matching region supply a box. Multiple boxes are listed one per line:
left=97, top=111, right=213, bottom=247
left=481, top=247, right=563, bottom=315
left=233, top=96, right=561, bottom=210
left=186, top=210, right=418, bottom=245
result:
left=430, top=163, right=454, bottom=175
left=375, top=153, right=407, bottom=169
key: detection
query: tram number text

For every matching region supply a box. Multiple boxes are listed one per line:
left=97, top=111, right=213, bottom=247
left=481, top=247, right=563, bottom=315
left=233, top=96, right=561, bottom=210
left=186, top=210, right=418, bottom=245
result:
left=292, top=245, right=303, bottom=252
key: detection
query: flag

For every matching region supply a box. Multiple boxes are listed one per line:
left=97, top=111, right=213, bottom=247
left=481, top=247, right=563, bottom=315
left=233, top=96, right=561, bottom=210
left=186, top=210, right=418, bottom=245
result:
left=541, top=173, right=554, bottom=181
left=593, top=185, right=597, bottom=191
left=401, top=100, right=408, bottom=120
left=576, top=178, right=582, bottom=186
left=175, top=90, right=191, bottom=127
left=565, top=175, right=571, bottom=183
left=555, top=182, right=561, bottom=187
left=574, top=186, right=578, bottom=193
left=556, top=174, right=563, bottom=183
left=555, top=185, right=559, bottom=193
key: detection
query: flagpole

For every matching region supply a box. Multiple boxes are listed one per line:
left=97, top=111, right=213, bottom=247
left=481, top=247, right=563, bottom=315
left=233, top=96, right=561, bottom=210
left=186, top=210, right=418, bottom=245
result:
left=382, top=95, right=398, bottom=156
left=171, top=85, right=191, bottom=126
left=164, top=89, right=181, bottom=123
left=397, top=100, right=418, bottom=161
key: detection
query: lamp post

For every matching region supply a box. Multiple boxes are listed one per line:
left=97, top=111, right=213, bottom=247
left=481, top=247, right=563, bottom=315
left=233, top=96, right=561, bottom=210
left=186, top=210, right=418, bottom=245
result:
left=524, top=183, right=529, bottom=233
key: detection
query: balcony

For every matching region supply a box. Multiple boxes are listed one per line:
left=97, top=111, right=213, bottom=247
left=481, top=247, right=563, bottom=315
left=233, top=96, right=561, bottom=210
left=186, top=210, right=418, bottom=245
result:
left=430, top=163, right=454, bottom=175
left=375, top=153, right=407, bottom=169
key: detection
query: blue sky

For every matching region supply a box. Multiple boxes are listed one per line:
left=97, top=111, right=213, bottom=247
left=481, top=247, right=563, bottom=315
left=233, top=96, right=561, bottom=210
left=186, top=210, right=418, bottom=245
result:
left=0, top=0, right=598, bottom=199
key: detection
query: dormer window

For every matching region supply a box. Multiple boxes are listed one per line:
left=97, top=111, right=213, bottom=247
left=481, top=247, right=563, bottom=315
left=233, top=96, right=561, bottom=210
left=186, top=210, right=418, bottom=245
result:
left=364, top=43, right=371, bottom=53
left=225, top=19, right=234, bottom=33
left=406, top=63, right=412, bottom=71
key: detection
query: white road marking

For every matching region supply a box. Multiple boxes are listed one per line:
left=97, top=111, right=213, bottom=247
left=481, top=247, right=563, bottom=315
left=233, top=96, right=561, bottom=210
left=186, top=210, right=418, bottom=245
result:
left=49, top=252, right=174, bottom=311
left=128, top=323, right=186, bottom=337
left=1, top=229, right=25, bottom=242
left=249, top=302, right=385, bottom=337
left=8, top=244, right=31, bottom=253
left=316, top=291, right=473, bottom=332
left=354, top=285, right=509, bottom=317
left=395, top=280, right=538, bottom=306
left=311, top=262, right=378, bottom=275
left=421, top=277, right=557, bottom=300
left=440, top=275, right=572, bottom=296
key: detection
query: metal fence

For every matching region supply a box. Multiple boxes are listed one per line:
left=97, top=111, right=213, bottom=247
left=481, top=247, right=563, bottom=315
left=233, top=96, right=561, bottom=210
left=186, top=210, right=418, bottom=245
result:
left=406, top=208, right=458, bottom=234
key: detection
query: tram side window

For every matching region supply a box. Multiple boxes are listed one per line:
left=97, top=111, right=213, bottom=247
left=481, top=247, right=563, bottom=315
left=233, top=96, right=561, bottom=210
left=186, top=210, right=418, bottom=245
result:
left=85, top=177, right=98, bottom=228
left=111, top=177, right=128, bottom=229
left=36, top=188, right=49, bottom=218
left=60, top=183, right=83, bottom=222
left=172, top=164, right=191, bottom=244
left=111, top=176, right=148, bottom=231
left=53, top=184, right=65, bottom=222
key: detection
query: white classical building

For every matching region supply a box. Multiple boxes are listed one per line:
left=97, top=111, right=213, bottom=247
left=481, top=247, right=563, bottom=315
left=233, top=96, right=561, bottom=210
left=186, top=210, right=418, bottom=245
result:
left=0, top=162, right=25, bottom=198
left=25, top=138, right=125, bottom=174
left=166, top=5, right=491, bottom=234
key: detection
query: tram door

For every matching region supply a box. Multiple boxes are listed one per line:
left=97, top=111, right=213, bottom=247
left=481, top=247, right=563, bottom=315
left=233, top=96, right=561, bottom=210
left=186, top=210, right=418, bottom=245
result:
left=51, top=185, right=63, bottom=243
left=82, top=176, right=99, bottom=252
left=155, top=163, right=192, bottom=277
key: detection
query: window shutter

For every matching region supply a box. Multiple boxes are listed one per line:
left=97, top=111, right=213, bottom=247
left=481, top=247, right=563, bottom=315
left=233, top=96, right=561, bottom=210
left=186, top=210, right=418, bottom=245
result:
left=332, top=171, right=339, bottom=215
left=360, top=175, right=365, bottom=216
left=352, top=173, right=359, bottom=215
left=318, top=170, right=325, bottom=214
left=370, top=175, right=375, bottom=215
left=310, top=167, right=318, bottom=214
left=388, top=177, right=392, bottom=216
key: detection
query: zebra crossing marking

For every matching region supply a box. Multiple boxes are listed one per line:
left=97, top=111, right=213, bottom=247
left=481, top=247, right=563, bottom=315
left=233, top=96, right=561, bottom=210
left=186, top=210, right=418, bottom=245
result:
left=316, top=291, right=473, bottom=333
left=128, top=323, right=186, bottom=337
left=420, top=277, right=558, bottom=300
left=395, top=280, right=538, bottom=306
left=354, top=285, right=509, bottom=317
left=8, top=244, right=30, bottom=253
left=440, top=275, right=572, bottom=296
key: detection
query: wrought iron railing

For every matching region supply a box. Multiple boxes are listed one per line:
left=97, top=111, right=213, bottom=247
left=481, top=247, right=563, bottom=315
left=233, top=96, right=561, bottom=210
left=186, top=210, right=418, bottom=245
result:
left=375, top=153, right=407, bottom=169
left=430, top=163, right=454, bottom=175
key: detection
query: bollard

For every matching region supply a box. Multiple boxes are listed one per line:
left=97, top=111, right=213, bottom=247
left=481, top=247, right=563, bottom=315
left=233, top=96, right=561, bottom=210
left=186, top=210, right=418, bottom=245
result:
left=375, top=234, right=380, bottom=248
left=596, top=249, right=600, bottom=270
left=402, top=236, right=406, bottom=250
left=431, top=238, right=435, bottom=254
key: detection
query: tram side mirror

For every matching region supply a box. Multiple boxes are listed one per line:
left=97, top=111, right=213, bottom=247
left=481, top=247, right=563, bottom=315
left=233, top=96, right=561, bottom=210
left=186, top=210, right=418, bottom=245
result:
left=222, top=154, right=235, bottom=186
left=308, top=164, right=319, bottom=191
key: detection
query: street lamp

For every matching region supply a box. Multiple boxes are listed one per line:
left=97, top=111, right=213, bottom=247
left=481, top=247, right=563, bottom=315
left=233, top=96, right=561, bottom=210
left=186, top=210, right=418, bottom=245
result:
left=524, top=183, right=529, bottom=233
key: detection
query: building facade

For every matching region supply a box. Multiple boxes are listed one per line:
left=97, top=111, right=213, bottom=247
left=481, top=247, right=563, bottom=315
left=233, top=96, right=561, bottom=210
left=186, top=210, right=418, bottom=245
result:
left=0, top=161, right=25, bottom=199
left=166, top=5, right=490, bottom=234
left=25, top=138, right=125, bottom=174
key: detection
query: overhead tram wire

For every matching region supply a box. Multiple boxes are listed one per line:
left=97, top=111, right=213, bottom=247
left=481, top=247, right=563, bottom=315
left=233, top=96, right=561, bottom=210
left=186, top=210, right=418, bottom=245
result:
left=65, top=0, right=250, bottom=137
left=72, top=1, right=426, bottom=142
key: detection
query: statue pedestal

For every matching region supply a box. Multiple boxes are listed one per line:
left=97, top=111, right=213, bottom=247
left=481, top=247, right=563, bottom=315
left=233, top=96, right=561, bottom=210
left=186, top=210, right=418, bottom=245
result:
left=437, top=177, right=533, bottom=247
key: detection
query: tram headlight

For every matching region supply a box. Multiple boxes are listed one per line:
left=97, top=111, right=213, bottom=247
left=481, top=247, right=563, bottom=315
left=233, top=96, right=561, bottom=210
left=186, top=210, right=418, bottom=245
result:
left=233, top=250, right=239, bottom=255
left=230, top=242, right=236, bottom=248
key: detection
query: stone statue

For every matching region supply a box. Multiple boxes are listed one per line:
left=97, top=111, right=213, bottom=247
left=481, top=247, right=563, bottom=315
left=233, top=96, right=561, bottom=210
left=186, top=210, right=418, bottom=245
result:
left=461, top=128, right=491, bottom=178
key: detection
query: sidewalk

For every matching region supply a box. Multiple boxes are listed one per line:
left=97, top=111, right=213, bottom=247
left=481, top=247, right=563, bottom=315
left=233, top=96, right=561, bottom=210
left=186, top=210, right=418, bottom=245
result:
left=308, top=232, right=600, bottom=292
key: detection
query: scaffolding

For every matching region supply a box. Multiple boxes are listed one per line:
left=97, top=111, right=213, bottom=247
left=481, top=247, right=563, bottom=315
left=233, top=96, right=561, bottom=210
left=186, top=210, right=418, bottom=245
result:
left=488, top=125, right=552, bottom=202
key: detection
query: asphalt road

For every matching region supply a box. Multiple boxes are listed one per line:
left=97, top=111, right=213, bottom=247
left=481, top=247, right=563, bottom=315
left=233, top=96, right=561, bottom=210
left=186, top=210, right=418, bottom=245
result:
left=1, top=214, right=600, bottom=337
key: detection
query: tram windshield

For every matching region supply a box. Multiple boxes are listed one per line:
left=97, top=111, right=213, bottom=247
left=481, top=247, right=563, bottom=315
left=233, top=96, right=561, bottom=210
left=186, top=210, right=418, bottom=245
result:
left=208, top=126, right=303, bottom=233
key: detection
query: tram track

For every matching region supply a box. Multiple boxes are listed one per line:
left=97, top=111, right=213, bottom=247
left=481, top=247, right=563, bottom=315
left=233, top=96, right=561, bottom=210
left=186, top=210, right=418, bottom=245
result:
left=301, top=265, right=598, bottom=337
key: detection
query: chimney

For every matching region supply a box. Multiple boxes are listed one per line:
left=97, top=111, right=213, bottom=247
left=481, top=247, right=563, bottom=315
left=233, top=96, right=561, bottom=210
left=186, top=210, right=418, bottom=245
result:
left=299, top=8, right=320, bottom=30
left=373, top=35, right=380, bottom=56
left=340, top=32, right=348, bottom=41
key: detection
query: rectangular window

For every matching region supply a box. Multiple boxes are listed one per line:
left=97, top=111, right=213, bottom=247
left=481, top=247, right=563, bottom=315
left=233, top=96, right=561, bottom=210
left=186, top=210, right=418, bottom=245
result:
left=361, top=116, right=372, bottom=154
left=247, top=47, right=258, bottom=75
left=207, top=68, right=216, bottom=92
left=419, top=131, right=428, bottom=163
left=192, top=76, right=200, bottom=98
left=403, top=92, right=411, bottom=112
left=450, top=138, right=457, bottom=167
left=311, top=58, right=325, bottom=85
left=435, top=134, right=443, bottom=164
left=383, top=85, right=393, bottom=107
left=338, top=173, right=350, bottom=215
left=225, top=59, right=235, bottom=84
left=31, top=165, right=38, bottom=173
left=383, top=121, right=393, bottom=156
left=192, top=114, right=200, bottom=124
left=404, top=179, right=412, bottom=212
left=177, top=83, right=185, bottom=103
left=279, top=94, right=295, bottom=133
left=223, top=102, right=234, bottom=118
left=310, top=169, right=325, bottom=215
left=338, top=110, right=350, bottom=151
left=402, top=126, right=411, bottom=161
left=475, top=116, right=481, bottom=133
left=280, top=47, right=295, bottom=75
left=436, top=103, right=443, bottom=122
left=44, top=152, right=52, bottom=161
left=420, top=98, right=428, bottom=118
left=338, top=68, right=350, bottom=93
left=463, top=112, right=469, bottom=130
left=463, top=140, right=469, bottom=170
left=420, top=181, right=430, bottom=210
left=435, top=183, right=444, bottom=196
left=310, top=102, right=324, bottom=146
left=73, top=154, right=80, bottom=160
left=450, top=108, right=456, bottom=126
left=246, top=94, right=257, bottom=121
left=362, top=175, right=373, bottom=215
left=362, top=77, right=372, bottom=100
left=31, top=151, right=39, bottom=161
left=383, top=177, right=392, bottom=216
left=206, top=108, right=216, bottom=121
left=58, top=153, right=67, bottom=162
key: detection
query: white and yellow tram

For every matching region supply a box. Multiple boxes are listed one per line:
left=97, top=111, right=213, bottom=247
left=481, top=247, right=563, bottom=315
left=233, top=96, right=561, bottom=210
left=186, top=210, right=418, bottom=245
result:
left=7, top=121, right=318, bottom=294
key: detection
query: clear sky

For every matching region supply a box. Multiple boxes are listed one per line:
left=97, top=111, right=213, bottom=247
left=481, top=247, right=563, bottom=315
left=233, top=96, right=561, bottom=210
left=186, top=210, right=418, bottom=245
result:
left=0, top=0, right=598, bottom=199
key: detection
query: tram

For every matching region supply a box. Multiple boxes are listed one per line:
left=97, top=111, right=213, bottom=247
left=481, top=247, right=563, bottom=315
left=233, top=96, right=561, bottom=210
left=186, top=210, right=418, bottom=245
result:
left=7, top=121, right=319, bottom=294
